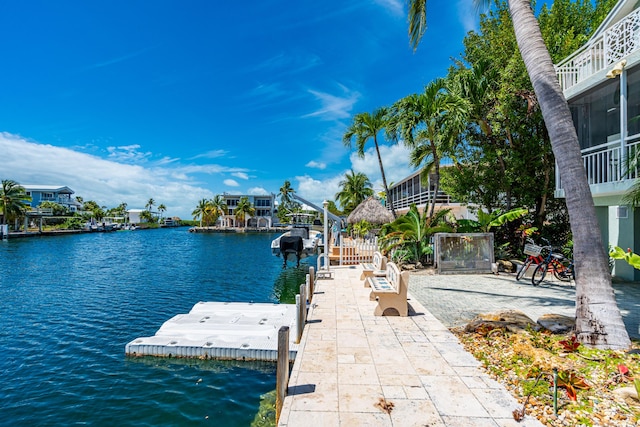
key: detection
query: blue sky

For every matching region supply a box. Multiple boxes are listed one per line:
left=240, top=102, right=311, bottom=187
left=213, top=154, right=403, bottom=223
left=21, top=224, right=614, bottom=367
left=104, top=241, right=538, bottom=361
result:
left=0, top=0, right=479, bottom=218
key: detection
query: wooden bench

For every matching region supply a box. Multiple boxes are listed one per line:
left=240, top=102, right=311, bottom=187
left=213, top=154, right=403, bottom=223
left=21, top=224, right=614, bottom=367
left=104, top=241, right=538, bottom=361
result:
left=366, top=262, right=410, bottom=317
left=360, top=251, right=387, bottom=282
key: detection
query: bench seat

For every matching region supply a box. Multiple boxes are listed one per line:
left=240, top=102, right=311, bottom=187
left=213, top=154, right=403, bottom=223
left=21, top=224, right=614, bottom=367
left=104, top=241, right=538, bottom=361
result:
left=365, top=262, right=409, bottom=317
left=360, top=251, right=388, bottom=282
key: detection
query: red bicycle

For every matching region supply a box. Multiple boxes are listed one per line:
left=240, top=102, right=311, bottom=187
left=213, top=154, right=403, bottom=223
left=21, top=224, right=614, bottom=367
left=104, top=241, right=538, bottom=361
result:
left=515, top=238, right=548, bottom=281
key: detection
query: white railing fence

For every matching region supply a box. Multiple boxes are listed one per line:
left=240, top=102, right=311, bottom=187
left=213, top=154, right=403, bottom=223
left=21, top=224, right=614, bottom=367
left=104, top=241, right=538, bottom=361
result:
left=556, top=7, right=640, bottom=91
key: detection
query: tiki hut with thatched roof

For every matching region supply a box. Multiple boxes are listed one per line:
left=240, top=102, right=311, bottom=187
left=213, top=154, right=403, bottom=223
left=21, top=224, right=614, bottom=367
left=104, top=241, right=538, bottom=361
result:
left=347, top=197, right=394, bottom=225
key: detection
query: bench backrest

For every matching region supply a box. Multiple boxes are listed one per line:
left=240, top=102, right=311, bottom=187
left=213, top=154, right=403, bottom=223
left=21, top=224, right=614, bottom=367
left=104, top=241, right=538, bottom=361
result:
left=386, top=262, right=409, bottom=297
left=373, top=251, right=387, bottom=270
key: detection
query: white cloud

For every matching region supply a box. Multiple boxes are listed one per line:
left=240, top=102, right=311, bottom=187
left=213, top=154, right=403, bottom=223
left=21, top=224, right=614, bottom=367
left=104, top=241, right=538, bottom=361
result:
left=248, top=187, right=269, bottom=195
left=0, top=132, right=217, bottom=219
left=306, top=160, right=327, bottom=170
left=295, top=174, right=344, bottom=207
left=232, top=172, right=249, bottom=180
left=350, top=143, right=413, bottom=188
left=457, top=0, right=479, bottom=33
left=190, top=149, right=228, bottom=159
left=224, top=179, right=240, bottom=187
left=107, top=144, right=152, bottom=163
left=303, top=84, right=360, bottom=120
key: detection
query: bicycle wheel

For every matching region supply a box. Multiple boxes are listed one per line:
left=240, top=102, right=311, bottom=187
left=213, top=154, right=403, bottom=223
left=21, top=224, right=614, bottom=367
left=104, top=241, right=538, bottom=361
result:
left=553, top=264, right=573, bottom=282
left=532, top=262, right=548, bottom=286
left=516, top=258, right=534, bottom=281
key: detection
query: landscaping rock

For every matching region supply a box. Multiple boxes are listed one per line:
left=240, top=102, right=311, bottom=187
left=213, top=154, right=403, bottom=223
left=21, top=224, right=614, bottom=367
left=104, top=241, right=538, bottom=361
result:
left=464, top=309, right=540, bottom=333
left=536, top=313, right=575, bottom=334
left=498, top=259, right=516, bottom=273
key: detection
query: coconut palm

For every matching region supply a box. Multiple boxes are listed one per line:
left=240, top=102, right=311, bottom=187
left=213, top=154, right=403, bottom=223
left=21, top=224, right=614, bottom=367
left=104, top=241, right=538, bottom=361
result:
left=234, top=196, right=255, bottom=228
left=209, top=195, right=228, bottom=226
left=335, top=170, right=374, bottom=215
left=343, top=107, right=397, bottom=218
left=407, top=0, right=629, bottom=348
left=157, top=204, right=166, bottom=220
left=192, top=198, right=210, bottom=227
left=146, top=198, right=155, bottom=212
left=389, top=78, right=467, bottom=218
left=0, top=180, right=32, bottom=225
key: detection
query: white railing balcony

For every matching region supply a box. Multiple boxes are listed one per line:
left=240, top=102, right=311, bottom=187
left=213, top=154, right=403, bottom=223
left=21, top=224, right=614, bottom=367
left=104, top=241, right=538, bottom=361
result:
left=389, top=190, right=453, bottom=212
left=556, top=7, right=640, bottom=91
left=555, top=135, right=640, bottom=193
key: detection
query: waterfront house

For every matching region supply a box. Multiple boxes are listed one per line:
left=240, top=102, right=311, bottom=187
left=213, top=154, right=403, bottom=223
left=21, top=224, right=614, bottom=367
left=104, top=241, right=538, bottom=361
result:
left=219, top=193, right=276, bottom=228
left=22, top=185, right=82, bottom=213
left=555, top=0, right=640, bottom=280
left=127, top=209, right=144, bottom=224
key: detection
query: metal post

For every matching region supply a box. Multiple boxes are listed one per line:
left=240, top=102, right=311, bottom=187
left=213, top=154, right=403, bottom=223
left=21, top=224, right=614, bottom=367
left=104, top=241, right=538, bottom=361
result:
left=620, top=67, right=628, bottom=181
left=322, top=200, right=329, bottom=266
left=308, top=267, right=315, bottom=302
left=276, top=326, right=290, bottom=423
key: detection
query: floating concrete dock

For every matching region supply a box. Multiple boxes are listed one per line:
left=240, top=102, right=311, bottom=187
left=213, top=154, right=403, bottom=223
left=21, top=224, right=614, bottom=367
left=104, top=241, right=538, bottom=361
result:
left=125, top=301, right=299, bottom=361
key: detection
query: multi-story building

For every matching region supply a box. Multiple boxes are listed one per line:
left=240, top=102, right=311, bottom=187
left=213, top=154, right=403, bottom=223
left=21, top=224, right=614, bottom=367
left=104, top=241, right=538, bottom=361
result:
left=219, top=193, right=276, bottom=228
left=555, top=0, right=640, bottom=280
left=22, top=185, right=82, bottom=213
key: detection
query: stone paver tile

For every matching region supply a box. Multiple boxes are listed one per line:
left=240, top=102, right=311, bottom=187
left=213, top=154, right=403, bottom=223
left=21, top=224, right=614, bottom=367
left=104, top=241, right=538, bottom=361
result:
left=471, top=388, right=530, bottom=420
left=305, top=328, right=336, bottom=342
left=439, top=416, right=499, bottom=426
left=338, top=363, right=379, bottom=385
left=374, top=362, right=417, bottom=376
left=381, top=385, right=406, bottom=399
left=339, top=411, right=392, bottom=426
left=289, top=380, right=339, bottom=412
left=432, top=341, right=482, bottom=367
left=337, top=347, right=373, bottom=364
left=302, top=338, right=336, bottom=353
left=378, top=374, right=423, bottom=387
left=420, top=375, right=490, bottom=417
left=337, top=330, right=369, bottom=348
left=279, top=410, right=339, bottom=426
left=492, top=416, right=545, bottom=427
left=297, top=351, right=338, bottom=374
left=403, top=385, right=429, bottom=399
left=389, top=399, right=445, bottom=427
left=461, top=375, right=494, bottom=389
left=369, top=347, right=411, bottom=365
left=408, top=357, right=456, bottom=376
left=338, top=384, right=383, bottom=413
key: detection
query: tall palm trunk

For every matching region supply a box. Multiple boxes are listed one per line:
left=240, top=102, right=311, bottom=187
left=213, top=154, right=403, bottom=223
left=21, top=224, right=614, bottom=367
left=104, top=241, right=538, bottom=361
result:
left=373, top=135, right=397, bottom=218
left=509, top=0, right=629, bottom=349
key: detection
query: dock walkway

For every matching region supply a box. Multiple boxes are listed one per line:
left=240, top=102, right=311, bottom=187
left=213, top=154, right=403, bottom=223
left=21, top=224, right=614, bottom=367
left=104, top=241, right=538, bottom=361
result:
left=278, top=265, right=543, bottom=426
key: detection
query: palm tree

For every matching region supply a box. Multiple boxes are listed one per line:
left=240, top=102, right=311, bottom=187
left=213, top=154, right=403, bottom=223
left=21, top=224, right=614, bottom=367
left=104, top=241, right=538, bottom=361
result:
left=146, top=198, right=155, bottom=213
left=344, top=107, right=397, bottom=218
left=192, top=198, right=210, bottom=227
left=389, top=78, right=466, bottom=218
left=0, top=180, right=32, bottom=226
left=234, top=196, right=255, bottom=228
left=157, top=204, right=166, bottom=220
left=209, top=195, right=228, bottom=227
left=407, top=0, right=629, bottom=348
left=335, top=170, right=374, bottom=215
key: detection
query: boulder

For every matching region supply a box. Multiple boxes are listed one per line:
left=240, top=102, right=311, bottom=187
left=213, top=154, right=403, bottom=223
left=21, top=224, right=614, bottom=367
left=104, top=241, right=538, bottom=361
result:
left=465, top=310, right=540, bottom=333
left=537, top=314, right=575, bottom=334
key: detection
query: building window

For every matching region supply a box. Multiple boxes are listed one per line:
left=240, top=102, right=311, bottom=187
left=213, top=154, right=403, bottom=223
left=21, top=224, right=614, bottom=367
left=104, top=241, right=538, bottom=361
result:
left=569, top=79, right=620, bottom=150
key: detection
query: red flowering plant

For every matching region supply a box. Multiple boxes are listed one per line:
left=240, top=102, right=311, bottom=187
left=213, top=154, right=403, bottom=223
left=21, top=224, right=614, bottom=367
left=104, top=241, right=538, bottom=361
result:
left=558, top=335, right=581, bottom=352
left=556, top=370, right=591, bottom=401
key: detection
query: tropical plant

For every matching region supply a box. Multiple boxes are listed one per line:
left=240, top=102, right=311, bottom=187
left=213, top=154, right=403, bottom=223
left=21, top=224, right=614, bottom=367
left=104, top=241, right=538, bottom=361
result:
left=335, top=170, right=374, bottom=215
left=407, top=0, right=629, bottom=348
left=0, top=179, right=32, bottom=226
left=38, top=201, right=68, bottom=216
left=389, top=78, right=466, bottom=218
left=157, top=204, right=166, bottom=220
left=234, top=196, right=255, bottom=228
left=146, top=198, right=155, bottom=212
left=192, top=198, right=210, bottom=227
left=343, top=107, right=397, bottom=218
left=379, top=204, right=453, bottom=265
left=457, top=207, right=528, bottom=233
left=208, top=195, right=228, bottom=227
left=81, top=200, right=105, bottom=221
left=278, top=180, right=300, bottom=223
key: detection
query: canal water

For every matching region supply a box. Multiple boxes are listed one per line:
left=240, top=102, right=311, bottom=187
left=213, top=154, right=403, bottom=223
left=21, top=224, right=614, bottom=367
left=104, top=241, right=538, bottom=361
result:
left=0, top=228, right=311, bottom=426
